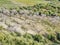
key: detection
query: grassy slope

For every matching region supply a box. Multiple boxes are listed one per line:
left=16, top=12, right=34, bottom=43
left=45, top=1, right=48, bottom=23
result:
left=0, top=0, right=50, bottom=7
left=14, top=0, right=50, bottom=6
left=0, top=0, right=60, bottom=6
left=0, top=0, right=12, bottom=7
left=0, top=0, right=19, bottom=8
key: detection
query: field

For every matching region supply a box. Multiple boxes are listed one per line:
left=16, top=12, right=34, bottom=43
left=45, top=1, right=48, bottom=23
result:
left=0, top=0, right=60, bottom=45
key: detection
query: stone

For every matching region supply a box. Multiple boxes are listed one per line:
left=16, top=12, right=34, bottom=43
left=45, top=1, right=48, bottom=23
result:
left=2, top=8, right=10, bottom=15
left=19, top=10, right=29, bottom=15
left=10, top=9, right=18, bottom=15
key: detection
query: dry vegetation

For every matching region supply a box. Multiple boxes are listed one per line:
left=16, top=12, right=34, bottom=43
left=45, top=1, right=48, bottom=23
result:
left=0, top=0, right=60, bottom=45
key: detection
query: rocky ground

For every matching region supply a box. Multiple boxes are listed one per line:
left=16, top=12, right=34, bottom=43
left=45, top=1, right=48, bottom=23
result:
left=0, top=8, right=60, bottom=35
left=0, top=0, right=60, bottom=45
left=0, top=7, right=60, bottom=45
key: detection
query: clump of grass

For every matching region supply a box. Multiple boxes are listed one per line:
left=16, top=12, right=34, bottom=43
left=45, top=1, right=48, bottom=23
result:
left=0, top=29, right=60, bottom=45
